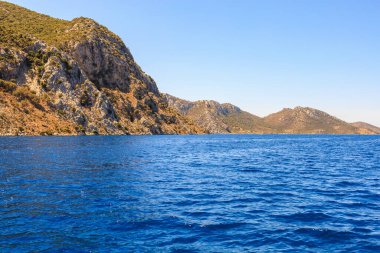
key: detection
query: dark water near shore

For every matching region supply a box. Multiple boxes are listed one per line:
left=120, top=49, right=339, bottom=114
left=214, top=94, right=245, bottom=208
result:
left=0, top=135, right=379, bottom=252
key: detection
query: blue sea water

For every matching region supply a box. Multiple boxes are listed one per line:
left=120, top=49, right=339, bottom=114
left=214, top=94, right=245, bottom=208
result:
left=0, top=135, right=379, bottom=252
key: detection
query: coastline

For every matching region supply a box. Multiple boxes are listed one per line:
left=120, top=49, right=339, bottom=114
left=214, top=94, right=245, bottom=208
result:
left=0, top=132, right=378, bottom=137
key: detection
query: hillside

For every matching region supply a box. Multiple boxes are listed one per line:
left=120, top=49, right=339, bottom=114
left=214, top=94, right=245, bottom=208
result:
left=0, top=1, right=203, bottom=135
left=165, top=94, right=378, bottom=134
left=164, top=94, right=274, bottom=133
left=351, top=122, right=380, bottom=134
left=263, top=107, right=375, bottom=134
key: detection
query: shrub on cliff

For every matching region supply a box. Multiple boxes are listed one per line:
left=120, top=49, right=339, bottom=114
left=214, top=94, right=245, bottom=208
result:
left=0, top=79, right=17, bottom=92
left=13, top=86, right=41, bottom=108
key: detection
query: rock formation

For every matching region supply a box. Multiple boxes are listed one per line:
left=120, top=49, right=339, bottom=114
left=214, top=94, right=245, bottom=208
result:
left=0, top=1, right=203, bottom=135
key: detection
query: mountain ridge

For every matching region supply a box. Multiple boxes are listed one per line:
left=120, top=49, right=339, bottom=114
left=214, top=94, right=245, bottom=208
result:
left=163, top=93, right=274, bottom=134
left=164, top=94, right=379, bottom=134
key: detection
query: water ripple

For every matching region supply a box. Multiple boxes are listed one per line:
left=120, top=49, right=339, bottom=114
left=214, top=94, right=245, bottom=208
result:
left=0, top=135, right=379, bottom=252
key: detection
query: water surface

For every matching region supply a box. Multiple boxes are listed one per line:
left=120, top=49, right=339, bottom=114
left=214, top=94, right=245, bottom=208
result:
left=0, top=135, right=379, bottom=252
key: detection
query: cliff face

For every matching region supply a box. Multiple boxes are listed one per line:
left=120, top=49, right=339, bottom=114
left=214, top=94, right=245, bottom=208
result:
left=0, top=1, right=203, bottom=135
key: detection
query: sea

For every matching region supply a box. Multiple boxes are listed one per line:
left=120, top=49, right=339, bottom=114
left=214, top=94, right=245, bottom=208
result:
left=0, top=135, right=379, bottom=252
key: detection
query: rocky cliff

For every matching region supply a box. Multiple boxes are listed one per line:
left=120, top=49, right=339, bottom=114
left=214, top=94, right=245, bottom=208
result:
left=0, top=1, right=203, bottom=135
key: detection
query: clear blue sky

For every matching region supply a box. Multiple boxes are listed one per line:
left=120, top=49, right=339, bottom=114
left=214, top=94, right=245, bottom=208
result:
left=7, top=0, right=380, bottom=125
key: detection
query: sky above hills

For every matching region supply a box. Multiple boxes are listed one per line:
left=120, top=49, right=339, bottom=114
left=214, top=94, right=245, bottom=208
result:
left=6, top=0, right=380, bottom=126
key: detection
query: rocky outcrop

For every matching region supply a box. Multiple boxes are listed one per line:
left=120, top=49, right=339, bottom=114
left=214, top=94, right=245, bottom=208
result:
left=0, top=2, right=203, bottom=135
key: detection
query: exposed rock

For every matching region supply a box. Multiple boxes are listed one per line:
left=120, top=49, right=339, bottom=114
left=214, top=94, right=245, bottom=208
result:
left=0, top=1, right=203, bottom=135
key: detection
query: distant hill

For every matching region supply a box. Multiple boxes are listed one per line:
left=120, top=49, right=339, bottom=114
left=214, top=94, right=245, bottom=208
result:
left=163, top=94, right=274, bottom=133
left=165, top=94, right=379, bottom=134
left=351, top=122, right=380, bottom=134
left=263, top=107, right=376, bottom=134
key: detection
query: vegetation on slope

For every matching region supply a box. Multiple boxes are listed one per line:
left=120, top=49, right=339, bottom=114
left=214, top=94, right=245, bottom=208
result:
left=0, top=1, right=123, bottom=50
left=0, top=1, right=203, bottom=135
